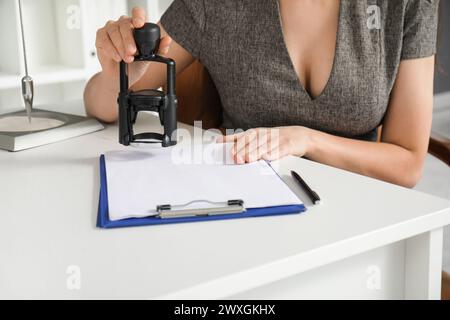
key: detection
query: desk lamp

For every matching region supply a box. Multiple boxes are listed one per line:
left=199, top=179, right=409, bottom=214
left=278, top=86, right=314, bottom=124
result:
left=0, top=0, right=103, bottom=152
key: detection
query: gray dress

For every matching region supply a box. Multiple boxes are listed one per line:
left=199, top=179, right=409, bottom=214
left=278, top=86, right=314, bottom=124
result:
left=161, top=0, right=439, bottom=141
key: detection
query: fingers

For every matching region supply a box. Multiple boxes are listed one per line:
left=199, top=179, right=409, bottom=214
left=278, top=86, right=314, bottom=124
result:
left=159, top=35, right=173, bottom=56
left=96, top=27, right=121, bottom=62
left=96, top=8, right=148, bottom=66
left=234, top=129, right=274, bottom=164
left=106, top=21, right=127, bottom=62
left=217, top=127, right=304, bottom=164
left=217, top=131, right=261, bottom=163
left=233, top=129, right=260, bottom=163
left=118, top=16, right=137, bottom=62
left=132, top=7, right=146, bottom=28
left=237, top=129, right=268, bottom=155
left=232, top=133, right=250, bottom=164
left=220, top=129, right=288, bottom=165
left=244, top=131, right=271, bottom=163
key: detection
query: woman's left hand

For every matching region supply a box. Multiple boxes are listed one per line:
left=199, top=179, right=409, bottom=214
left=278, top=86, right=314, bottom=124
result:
left=217, top=127, right=311, bottom=164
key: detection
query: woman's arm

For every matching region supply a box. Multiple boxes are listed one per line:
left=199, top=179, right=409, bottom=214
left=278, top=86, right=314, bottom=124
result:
left=305, top=56, right=434, bottom=188
left=221, top=56, right=435, bottom=188
left=84, top=7, right=194, bottom=123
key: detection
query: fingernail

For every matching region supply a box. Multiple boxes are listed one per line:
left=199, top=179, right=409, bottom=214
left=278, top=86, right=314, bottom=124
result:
left=128, top=44, right=136, bottom=53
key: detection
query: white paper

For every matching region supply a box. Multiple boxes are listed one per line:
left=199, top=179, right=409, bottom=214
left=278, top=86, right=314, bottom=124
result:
left=105, top=144, right=303, bottom=221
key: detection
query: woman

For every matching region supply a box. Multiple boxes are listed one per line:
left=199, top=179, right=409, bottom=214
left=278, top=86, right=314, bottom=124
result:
left=84, top=0, right=439, bottom=188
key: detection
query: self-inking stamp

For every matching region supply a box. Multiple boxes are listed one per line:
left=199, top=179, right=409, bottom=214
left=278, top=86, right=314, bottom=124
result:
left=118, top=23, right=177, bottom=147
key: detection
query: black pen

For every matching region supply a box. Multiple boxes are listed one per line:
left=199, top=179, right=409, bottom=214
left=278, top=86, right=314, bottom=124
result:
left=291, top=171, right=322, bottom=205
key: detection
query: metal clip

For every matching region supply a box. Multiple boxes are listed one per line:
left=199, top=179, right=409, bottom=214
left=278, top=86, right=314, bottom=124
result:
left=156, top=200, right=245, bottom=219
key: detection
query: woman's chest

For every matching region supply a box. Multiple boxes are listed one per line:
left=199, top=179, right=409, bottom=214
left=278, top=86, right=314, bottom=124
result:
left=278, top=0, right=341, bottom=100
left=202, top=0, right=405, bottom=135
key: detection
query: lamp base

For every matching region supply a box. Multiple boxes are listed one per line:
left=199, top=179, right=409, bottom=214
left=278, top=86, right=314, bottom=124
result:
left=0, top=109, right=104, bottom=152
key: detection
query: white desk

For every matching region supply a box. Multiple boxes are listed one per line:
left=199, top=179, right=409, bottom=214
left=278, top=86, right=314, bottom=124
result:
left=1, top=102, right=450, bottom=300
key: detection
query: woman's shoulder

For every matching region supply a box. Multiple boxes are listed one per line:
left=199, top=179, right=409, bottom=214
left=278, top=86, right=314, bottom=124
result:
left=381, top=0, right=439, bottom=60
left=382, top=0, right=439, bottom=19
left=350, top=0, right=439, bottom=59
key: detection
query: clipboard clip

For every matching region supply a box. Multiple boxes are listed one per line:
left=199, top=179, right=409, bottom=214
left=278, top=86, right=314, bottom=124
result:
left=156, top=200, right=245, bottom=219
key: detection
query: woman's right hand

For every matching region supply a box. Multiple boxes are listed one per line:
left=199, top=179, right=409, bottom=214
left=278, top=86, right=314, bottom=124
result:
left=95, top=7, right=172, bottom=85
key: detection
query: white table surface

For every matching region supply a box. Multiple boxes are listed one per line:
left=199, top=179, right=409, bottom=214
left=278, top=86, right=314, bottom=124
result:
left=1, top=102, right=450, bottom=299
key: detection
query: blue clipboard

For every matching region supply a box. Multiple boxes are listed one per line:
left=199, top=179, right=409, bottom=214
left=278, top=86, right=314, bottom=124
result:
left=97, top=155, right=306, bottom=229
